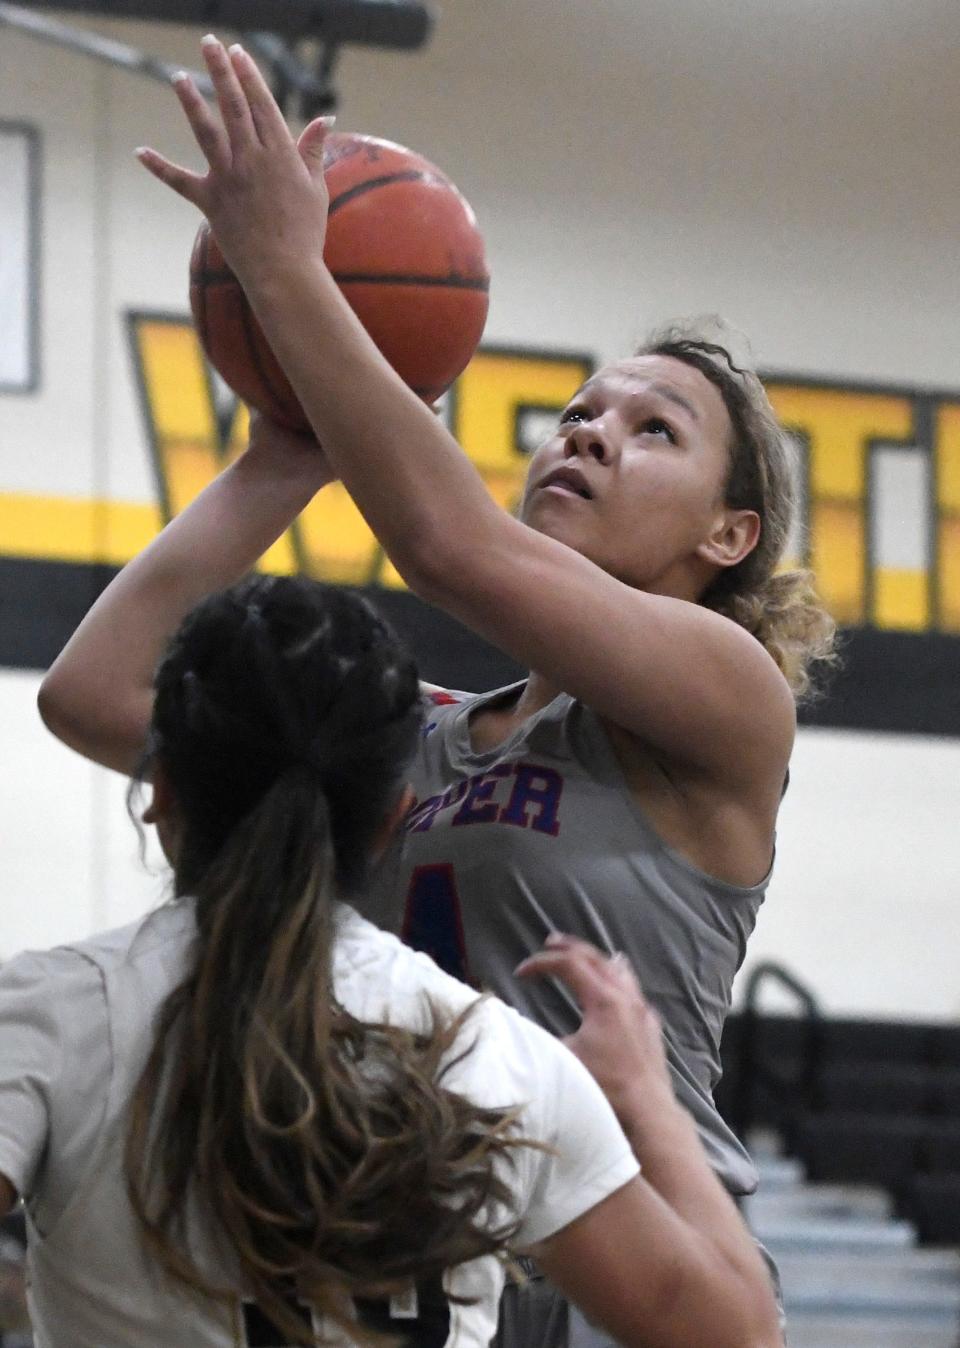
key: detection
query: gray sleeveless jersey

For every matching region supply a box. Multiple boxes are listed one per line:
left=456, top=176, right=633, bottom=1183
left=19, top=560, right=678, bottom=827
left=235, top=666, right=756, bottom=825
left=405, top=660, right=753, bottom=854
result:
left=366, top=681, right=770, bottom=1197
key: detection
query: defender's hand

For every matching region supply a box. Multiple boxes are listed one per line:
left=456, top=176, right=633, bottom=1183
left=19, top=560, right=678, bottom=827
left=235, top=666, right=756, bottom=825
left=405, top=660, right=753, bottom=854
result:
left=516, top=933, right=676, bottom=1123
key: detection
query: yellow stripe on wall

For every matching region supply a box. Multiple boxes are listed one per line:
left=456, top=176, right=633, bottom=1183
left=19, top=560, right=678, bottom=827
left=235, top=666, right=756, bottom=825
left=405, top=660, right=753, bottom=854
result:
left=874, top=568, right=930, bottom=632
left=0, top=493, right=161, bottom=566
left=0, top=491, right=295, bottom=575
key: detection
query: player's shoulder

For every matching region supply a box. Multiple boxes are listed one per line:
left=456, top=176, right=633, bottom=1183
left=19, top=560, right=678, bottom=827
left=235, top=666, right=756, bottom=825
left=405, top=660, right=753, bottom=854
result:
left=456, top=992, right=582, bottom=1090
left=0, top=905, right=193, bottom=1013
left=61, top=902, right=195, bottom=976
left=330, top=912, right=612, bottom=1143
left=419, top=681, right=471, bottom=708
left=0, top=942, right=97, bottom=1004
left=333, top=904, right=480, bottom=1024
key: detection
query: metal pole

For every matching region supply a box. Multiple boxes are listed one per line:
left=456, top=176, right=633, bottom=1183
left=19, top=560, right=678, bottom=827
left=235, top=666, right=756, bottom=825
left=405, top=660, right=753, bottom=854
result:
left=0, top=2, right=214, bottom=95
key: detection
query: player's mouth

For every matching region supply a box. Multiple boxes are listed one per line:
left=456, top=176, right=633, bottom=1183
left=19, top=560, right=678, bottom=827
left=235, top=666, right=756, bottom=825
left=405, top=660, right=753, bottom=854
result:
left=537, top=466, right=594, bottom=500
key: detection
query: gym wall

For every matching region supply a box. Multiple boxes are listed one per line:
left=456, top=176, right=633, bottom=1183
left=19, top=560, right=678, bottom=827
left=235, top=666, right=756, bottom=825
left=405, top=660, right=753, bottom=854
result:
left=1, top=3, right=958, bottom=1017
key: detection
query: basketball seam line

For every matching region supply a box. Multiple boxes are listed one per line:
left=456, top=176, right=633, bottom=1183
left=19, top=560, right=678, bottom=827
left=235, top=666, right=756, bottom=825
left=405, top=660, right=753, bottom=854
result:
left=327, top=169, right=441, bottom=215
left=335, top=272, right=489, bottom=291
left=195, top=269, right=489, bottom=292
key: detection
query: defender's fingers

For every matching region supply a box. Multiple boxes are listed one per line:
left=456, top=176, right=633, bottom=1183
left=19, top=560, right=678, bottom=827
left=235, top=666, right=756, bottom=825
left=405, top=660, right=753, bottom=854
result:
left=135, top=146, right=206, bottom=206
left=609, top=950, right=644, bottom=994
left=228, top=43, right=292, bottom=148
left=200, top=34, right=257, bottom=152
left=515, top=947, right=612, bottom=1013
left=170, top=70, right=230, bottom=172
left=546, top=932, right=630, bottom=979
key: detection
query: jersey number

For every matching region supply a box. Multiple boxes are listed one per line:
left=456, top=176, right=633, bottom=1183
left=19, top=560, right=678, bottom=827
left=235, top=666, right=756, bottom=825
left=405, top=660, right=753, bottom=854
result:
left=401, top=864, right=470, bottom=984
left=242, top=1274, right=450, bottom=1346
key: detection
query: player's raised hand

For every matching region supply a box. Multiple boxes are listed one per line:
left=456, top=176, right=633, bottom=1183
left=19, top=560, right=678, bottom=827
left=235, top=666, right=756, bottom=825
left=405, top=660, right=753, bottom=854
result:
left=136, top=35, right=333, bottom=290
left=246, top=412, right=337, bottom=485
left=516, top=933, right=676, bottom=1123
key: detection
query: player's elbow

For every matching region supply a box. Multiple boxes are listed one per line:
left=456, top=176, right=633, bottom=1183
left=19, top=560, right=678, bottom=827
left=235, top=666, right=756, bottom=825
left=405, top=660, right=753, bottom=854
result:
left=697, top=1268, right=782, bottom=1348
left=37, top=668, right=77, bottom=745
left=37, top=670, right=102, bottom=761
left=38, top=671, right=142, bottom=774
left=731, top=1290, right=782, bottom=1348
left=637, top=1253, right=783, bottom=1348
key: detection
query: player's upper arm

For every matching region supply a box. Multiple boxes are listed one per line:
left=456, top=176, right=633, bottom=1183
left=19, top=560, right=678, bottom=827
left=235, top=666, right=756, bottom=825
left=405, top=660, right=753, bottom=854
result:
left=414, top=513, right=795, bottom=787
left=532, top=1176, right=780, bottom=1348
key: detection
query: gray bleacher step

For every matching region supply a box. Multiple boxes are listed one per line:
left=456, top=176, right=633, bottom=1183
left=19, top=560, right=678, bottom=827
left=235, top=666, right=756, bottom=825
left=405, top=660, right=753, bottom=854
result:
left=745, top=1182, right=893, bottom=1223
left=778, top=1249, right=960, bottom=1319
left=840, top=1246, right=960, bottom=1277
left=754, top=1154, right=805, bottom=1190
left=776, top=1250, right=960, bottom=1326
left=785, top=1313, right=960, bottom=1348
left=776, top=1245, right=960, bottom=1284
left=752, top=1214, right=917, bottom=1252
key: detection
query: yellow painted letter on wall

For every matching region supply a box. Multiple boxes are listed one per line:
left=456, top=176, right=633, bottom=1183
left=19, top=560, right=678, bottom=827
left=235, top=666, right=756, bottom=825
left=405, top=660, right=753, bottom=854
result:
left=935, top=402, right=960, bottom=633
left=130, top=315, right=297, bottom=575
left=767, top=384, right=915, bottom=626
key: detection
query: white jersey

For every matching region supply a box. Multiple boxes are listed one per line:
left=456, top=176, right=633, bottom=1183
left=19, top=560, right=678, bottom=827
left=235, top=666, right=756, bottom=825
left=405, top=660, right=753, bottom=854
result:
left=0, top=901, right=638, bottom=1348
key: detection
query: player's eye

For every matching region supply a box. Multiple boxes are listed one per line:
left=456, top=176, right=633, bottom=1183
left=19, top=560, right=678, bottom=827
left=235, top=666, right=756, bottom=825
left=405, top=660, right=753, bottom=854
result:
left=641, top=417, right=677, bottom=443
left=559, top=405, right=590, bottom=425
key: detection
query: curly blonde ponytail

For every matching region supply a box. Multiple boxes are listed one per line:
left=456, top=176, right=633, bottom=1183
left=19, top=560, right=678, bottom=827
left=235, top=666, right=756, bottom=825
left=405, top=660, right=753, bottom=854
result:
left=711, top=570, right=837, bottom=701
left=639, top=322, right=837, bottom=700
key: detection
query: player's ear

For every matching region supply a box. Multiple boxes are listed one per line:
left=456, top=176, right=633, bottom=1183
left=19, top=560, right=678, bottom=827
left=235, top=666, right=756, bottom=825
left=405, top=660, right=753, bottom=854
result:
left=696, top=506, right=760, bottom=571
left=143, top=764, right=185, bottom=867
left=142, top=764, right=175, bottom=827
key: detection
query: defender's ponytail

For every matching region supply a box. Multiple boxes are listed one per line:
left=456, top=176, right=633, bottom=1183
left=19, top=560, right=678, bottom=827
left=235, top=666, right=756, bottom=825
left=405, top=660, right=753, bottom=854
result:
left=126, top=578, right=529, bottom=1344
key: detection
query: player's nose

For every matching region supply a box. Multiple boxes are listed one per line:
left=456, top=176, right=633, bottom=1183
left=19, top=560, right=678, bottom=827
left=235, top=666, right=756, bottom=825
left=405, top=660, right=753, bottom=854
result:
left=564, top=417, right=617, bottom=466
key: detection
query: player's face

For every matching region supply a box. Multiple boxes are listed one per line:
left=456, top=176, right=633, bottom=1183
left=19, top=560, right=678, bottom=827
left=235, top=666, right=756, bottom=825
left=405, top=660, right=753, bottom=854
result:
left=519, top=355, right=742, bottom=598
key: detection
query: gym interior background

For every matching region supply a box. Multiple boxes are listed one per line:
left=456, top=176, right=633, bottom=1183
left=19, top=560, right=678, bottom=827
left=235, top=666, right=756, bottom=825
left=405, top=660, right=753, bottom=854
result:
left=1, top=0, right=959, bottom=1021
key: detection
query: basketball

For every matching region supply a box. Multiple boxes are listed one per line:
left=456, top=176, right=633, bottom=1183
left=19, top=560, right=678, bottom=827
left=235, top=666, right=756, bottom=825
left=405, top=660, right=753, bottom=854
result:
left=189, top=132, right=490, bottom=430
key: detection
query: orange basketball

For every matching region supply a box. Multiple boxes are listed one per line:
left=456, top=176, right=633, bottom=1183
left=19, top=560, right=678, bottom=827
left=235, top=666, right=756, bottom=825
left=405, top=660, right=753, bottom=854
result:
left=189, top=132, right=490, bottom=431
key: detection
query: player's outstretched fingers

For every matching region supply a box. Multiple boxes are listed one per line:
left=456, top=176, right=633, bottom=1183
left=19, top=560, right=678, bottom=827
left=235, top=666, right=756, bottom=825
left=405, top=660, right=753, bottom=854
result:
left=135, top=143, right=206, bottom=208
left=200, top=33, right=257, bottom=152
left=228, top=42, right=293, bottom=149
left=165, top=66, right=230, bottom=175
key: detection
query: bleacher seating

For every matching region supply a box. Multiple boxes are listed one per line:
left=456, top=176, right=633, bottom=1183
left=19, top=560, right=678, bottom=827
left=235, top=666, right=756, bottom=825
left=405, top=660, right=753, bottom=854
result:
left=718, top=972, right=960, bottom=1246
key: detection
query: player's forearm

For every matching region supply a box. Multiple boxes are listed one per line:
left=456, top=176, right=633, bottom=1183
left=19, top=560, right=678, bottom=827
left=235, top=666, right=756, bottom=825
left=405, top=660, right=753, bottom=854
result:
left=618, top=1085, right=771, bottom=1294
left=245, top=260, right=502, bottom=592
left=39, top=438, right=330, bottom=774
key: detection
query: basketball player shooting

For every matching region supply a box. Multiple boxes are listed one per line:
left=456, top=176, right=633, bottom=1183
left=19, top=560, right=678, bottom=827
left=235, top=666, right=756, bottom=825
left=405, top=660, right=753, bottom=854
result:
left=39, top=33, right=834, bottom=1346
left=5, top=575, right=783, bottom=1347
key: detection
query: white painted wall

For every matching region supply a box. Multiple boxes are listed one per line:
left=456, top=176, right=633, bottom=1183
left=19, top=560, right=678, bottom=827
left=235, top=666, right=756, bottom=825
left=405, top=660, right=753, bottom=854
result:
left=734, top=726, right=960, bottom=1019
left=3, top=664, right=958, bottom=1019
left=0, top=670, right=165, bottom=958
left=1, top=1, right=959, bottom=1016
